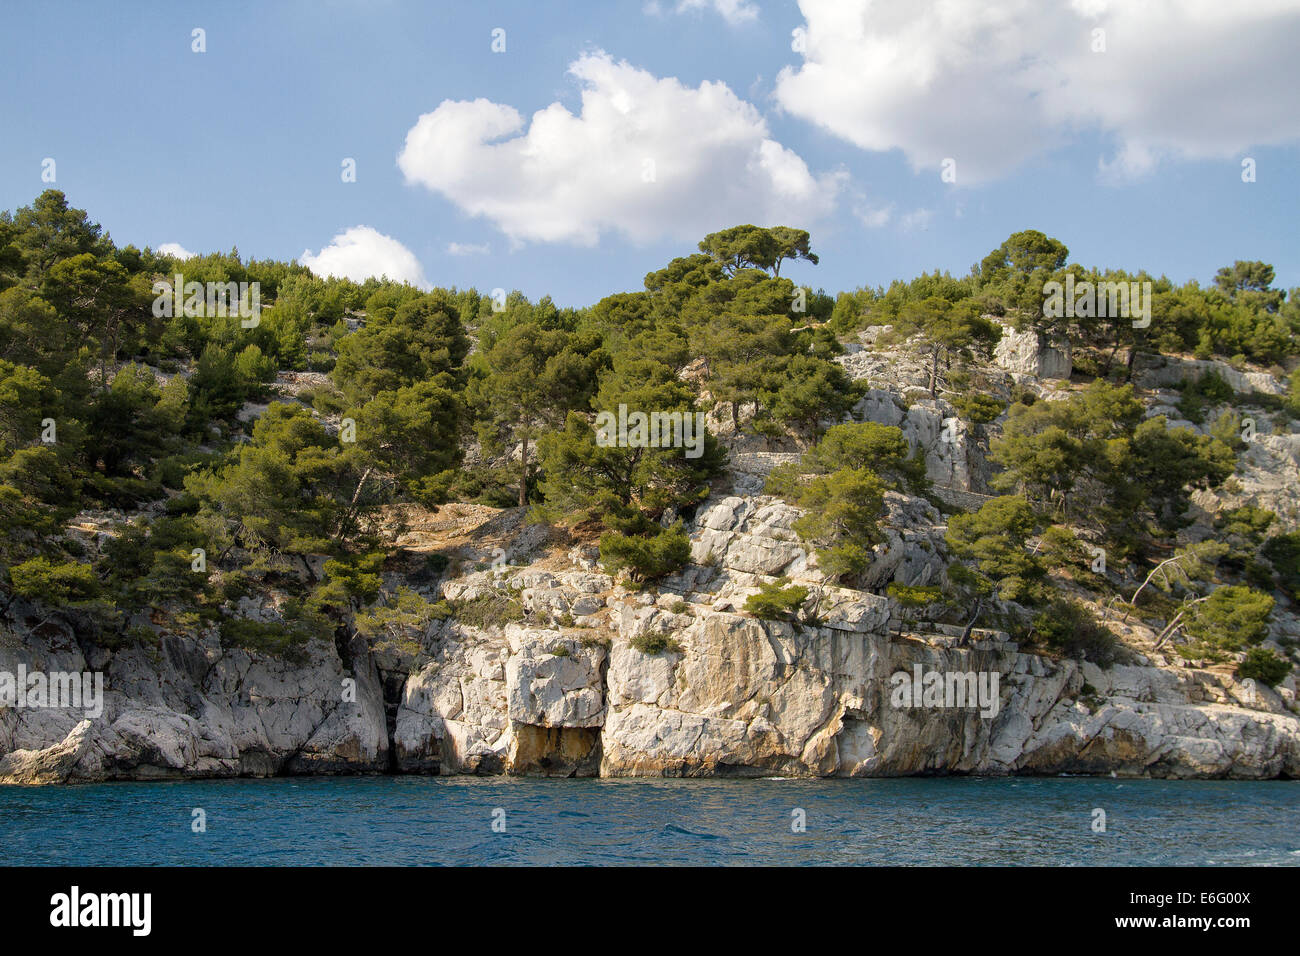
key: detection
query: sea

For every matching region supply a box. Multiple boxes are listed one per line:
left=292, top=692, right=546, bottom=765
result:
left=2, top=775, right=1297, bottom=866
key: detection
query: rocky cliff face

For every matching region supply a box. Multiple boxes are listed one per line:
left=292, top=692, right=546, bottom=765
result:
left=4, top=341, right=1300, bottom=785
left=0, top=602, right=388, bottom=784
left=4, top=490, right=1297, bottom=784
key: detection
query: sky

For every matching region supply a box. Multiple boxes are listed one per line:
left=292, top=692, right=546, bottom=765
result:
left=2, top=0, right=1298, bottom=306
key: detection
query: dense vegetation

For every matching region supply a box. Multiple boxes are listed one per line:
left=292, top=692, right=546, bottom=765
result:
left=1, top=195, right=1296, bottom=682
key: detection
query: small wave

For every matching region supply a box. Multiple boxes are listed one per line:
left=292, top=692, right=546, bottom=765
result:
left=661, top=823, right=727, bottom=841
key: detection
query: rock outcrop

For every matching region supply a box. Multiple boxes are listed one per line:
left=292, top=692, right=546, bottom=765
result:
left=4, top=500, right=1297, bottom=782
left=0, top=603, right=388, bottom=784
left=994, top=320, right=1073, bottom=380
left=1133, top=354, right=1287, bottom=396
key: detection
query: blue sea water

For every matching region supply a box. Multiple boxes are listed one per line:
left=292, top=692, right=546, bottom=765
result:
left=1, top=776, right=1297, bottom=866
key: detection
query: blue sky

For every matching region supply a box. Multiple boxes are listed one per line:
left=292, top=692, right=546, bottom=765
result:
left=2, top=0, right=1297, bottom=305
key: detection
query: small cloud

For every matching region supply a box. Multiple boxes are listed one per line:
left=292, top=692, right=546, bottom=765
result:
left=157, top=242, right=195, bottom=259
left=648, top=0, right=758, bottom=24
left=855, top=204, right=892, bottom=229
left=447, top=241, right=490, bottom=257
left=900, top=209, right=933, bottom=232
left=678, top=0, right=758, bottom=24
left=1098, top=142, right=1159, bottom=184
left=300, top=226, right=430, bottom=289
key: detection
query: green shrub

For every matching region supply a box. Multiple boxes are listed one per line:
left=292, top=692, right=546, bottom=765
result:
left=1070, top=353, right=1102, bottom=379
left=886, top=582, right=943, bottom=608
left=744, top=578, right=809, bottom=620
left=886, top=583, right=943, bottom=626
left=452, top=590, right=526, bottom=629
left=85, top=472, right=163, bottom=508
left=308, top=386, right=348, bottom=416
left=1032, top=599, right=1119, bottom=666
left=951, top=392, right=1006, bottom=424
left=218, top=616, right=315, bottom=662
left=1175, top=371, right=1234, bottom=424
left=791, top=467, right=887, bottom=582
left=354, top=586, right=446, bottom=662
left=218, top=569, right=255, bottom=604
left=766, top=422, right=927, bottom=497
left=1262, top=532, right=1300, bottom=599
left=945, top=495, right=1044, bottom=604
left=1182, top=585, right=1273, bottom=658
left=599, top=523, right=690, bottom=583
left=310, top=552, right=385, bottom=615
left=1236, top=647, right=1292, bottom=687
left=630, top=632, right=683, bottom=655
left=152, top=450, right=221, bottom=491
left=423, top=465, right=522, bottom=509
left=8, top=556, right=100, bottom=605
left=1038, top=525, right=1089, bottom=572
left=99, top=515, right=213, bottom=611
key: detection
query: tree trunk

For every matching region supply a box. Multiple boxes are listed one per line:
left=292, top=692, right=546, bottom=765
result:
left=959, top=598, right=984, bottom=645
left=1122, top=552, right=1191, bottom=623
left=519, top=435, right=529, bottom=509
left=1153, top=595, right=1210, bottom=650
left=334, top=466, right=374, bottom=543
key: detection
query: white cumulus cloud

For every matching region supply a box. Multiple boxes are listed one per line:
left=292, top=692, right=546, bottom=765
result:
left=300, top=226, right=430, bottom=289
left=157, top=242, right=195, bottom=259
left=397, top=51, right=844, bottom=245
left=775, top=0, right=1300, bottom=183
